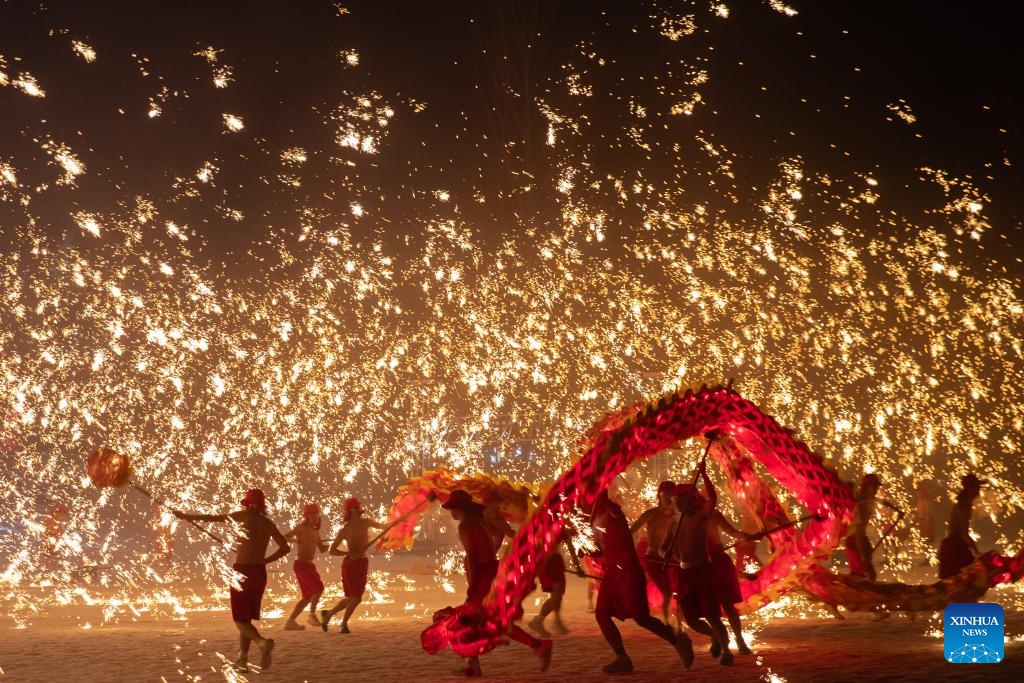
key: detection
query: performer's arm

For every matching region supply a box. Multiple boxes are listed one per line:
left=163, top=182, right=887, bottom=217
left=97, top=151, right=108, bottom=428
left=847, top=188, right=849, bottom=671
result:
left=171, top=509, right=228, bottom=523
left=714, top=511, right=754, bottom=541
left=264, top=524, right=290, bottom=565
left=628, top=509, right=651, bottom=536
left=329, top=527, right=347, bottom=556
left=700, top=460, right=718, bottom=509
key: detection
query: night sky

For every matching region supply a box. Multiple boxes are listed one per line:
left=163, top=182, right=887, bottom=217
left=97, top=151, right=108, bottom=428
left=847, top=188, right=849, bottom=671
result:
left=2, top=1, right=1021, bottom=261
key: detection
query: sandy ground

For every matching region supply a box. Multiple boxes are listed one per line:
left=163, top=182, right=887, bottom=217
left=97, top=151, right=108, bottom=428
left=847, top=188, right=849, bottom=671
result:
left=2, top=555, right=1023, bottom=683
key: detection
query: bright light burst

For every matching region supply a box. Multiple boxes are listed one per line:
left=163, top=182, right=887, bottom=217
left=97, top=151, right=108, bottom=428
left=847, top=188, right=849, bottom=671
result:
left=0, top=1, right=1021, bottom=631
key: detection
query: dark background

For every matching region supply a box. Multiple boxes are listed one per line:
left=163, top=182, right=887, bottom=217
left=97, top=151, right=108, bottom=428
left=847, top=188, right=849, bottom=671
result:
left=1, top=0, right=1021, bottom=260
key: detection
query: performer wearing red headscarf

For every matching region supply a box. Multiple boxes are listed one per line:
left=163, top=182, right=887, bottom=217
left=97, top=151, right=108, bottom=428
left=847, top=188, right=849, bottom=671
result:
left=172, top=488, right=289, bottom=673
left=321, top=497, right=381, bottom=633
left=283, top=503, right=329, bottom=630
left=589, top=489, right=694, bottom=674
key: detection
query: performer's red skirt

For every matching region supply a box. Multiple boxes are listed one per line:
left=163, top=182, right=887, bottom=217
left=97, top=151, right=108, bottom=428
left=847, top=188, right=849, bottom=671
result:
left=640, top=554, right=672, bottom=595
left=537, top=553, right=566, bottom=593
left=294, top=559, right=324, bottom=599
left=710, top=549, right=742, bottom=606
left=230, top=563, right=267, bottom=621
left=342, top=555, right=369, bottom=596
left=596, top=556, right=650, bottom=621
left=466, top=558, right=499, bottom=605
left=938, top=536, right=974, bottom=579
left=671, top=563, right=720, bottom=623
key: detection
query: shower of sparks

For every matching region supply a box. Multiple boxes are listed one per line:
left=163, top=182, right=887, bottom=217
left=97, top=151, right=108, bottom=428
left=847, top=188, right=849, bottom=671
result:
left=71, top=40, right=96, bottom=63
left=0, top=1, right=1022, bottom=634
left=11, top=71, right=45, bottom=97
left=222, top=113, right=245, bottom=132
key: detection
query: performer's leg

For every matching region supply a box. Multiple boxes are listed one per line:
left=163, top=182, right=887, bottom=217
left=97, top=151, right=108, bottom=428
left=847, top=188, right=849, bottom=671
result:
left=596, top=605, right=633, bottom=672
left=307, top=590, right=323, bottom=625
left=506, top=625, right=552, bottom=671
left=634, top=614, right=676, bottom=643
left=286, top=595, right=311, bottom=627
left=340, top=590, right=363, bottom=631
left=723, top=604, right=751, bottom=654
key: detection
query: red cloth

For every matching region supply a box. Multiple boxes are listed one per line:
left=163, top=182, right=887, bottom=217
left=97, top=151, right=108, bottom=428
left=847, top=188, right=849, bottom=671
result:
left=640, top=554, right=672, bottom=595
left=710, top=548, right=742, bottom=606
left=466, top=558, right=499, bottom=605
left=938, top=536, right=974, bottom=579
left=592, top=495, right=649, bottom=620
left=293, top=559, right=324, bottom=599
left=671, top=564, right=719, bottom=624
left=230, top=563, right=267, bottom=621
left=458, top=514, right=500, bottom=605
left=844, top=533, right=874, bottom=578
left=342, top=555, right=369, bottom=596
left=537, top=552, right=566, bottom=593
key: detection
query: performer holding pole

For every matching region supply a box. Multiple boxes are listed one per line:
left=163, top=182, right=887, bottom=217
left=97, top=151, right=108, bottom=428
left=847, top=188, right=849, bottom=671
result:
left=172, top=488, right=289, bottom=673
left=321, top=498, right=380, bottom=634
left=442, top=489, right=552, bottom=677
left=283, top=503, right=328, bottom=630
left=662, top=461, right=734, bottom=666
left=701, top=466, right=755, bottom=656
left=845, top=473, right=902, bottom=581
left=630, top=480, right=679, bottom=623
left=589, top=489, right=694, bottom=674
left=938, top=473, right=988, bottom=579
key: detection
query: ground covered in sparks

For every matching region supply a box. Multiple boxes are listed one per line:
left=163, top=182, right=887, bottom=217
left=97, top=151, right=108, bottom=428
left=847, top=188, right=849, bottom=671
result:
left=1, top=554, right=1022, bottom=683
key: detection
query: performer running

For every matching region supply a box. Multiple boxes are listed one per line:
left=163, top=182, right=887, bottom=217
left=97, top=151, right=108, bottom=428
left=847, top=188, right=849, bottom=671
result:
left=283, top=503, right=328, bottom=630
left=443, top=489, right=552, bottom=677
left=528, top=528, right=579, bottom=637
left=172, top=488, right=288, bottom=672
left=662, top=465, right=734, bottom=666
left=844, top=473, right=902, bottom=581
left=321, top=497, right=380, bottom=633
left=482, top=489, right=516, bottom=555
left=589, top=489, right=693, bottom=674
left=700, top=469, right=755, bottom=656
left=630, top=480, right=678, bottom=622
left=938, top=473, right=987, bottom=578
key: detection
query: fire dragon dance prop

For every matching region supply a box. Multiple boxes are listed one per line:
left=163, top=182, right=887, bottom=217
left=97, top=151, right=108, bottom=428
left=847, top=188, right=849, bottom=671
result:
left=797, top=553, right=1024, bottom=613
left=376, top=466, right=535, bottom=551
left=421, top=383, right=858, bottom=657
left=706, top=434, right=1024, bottom=612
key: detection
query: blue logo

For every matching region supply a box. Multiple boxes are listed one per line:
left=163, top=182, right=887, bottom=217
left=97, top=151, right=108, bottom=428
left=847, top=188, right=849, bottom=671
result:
left=944, top=602, right=1003, bottom=663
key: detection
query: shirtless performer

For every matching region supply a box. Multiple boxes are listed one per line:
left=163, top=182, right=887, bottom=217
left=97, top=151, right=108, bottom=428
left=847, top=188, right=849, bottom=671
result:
left=701, top=472, right=755, bottom=656
left=321, top=498, right=380, bottom=633
left=662, top=463, right=734, bottom=666
left=172, top=488, right=289, bottom=672
left=589, top=489, right=694, bottom=674
left=528, top=528, right=580, bottom=637
left=630, top=480, right=678, bottom=622
left=482, top=490, right=516, bottom=555
left=938, top=473, right=987, bottom=578
left=283, top=503, right=328, bottom=630
left=443, top=489, right=552, bottom=677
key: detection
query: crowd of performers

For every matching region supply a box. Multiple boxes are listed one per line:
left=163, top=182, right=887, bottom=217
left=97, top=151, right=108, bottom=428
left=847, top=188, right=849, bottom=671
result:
left=841, top=471, right=989, bottom=587
left=168, top=466, right=993, bottom=675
